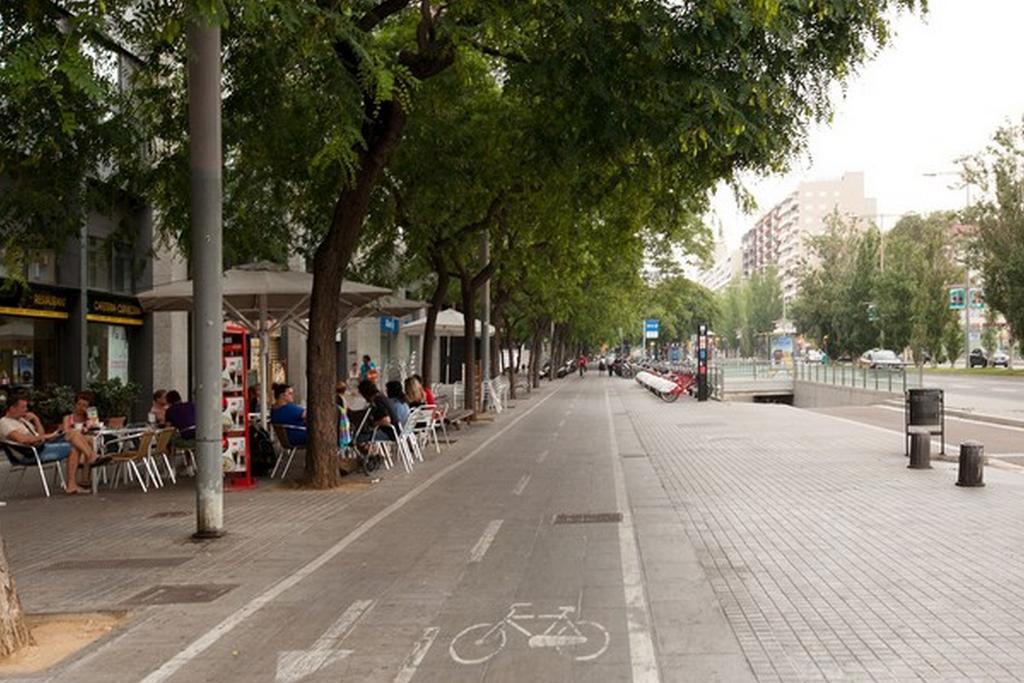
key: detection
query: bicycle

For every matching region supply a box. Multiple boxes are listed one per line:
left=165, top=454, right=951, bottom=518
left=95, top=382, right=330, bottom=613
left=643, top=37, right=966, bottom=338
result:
left=449, top=602, right=609, bottom=664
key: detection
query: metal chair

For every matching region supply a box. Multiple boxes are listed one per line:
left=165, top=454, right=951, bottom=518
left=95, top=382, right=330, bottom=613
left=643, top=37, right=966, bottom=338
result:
left=270, top=423, right=306, bottom=478
left=108, top=431, right=159, bottom=492
left=1, top=441, right=67, bottom=498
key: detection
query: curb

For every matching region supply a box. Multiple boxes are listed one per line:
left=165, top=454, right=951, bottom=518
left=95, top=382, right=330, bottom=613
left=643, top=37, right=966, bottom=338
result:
left=882, top=398, right=1024, bottom=430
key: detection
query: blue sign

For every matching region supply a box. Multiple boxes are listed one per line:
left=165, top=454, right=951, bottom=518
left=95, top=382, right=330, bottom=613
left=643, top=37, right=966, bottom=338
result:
left=379, top=316, right=400, bottom=334
left=670, top=346, right=681, bottom=363
left=643, top=319, right=660, bottom=339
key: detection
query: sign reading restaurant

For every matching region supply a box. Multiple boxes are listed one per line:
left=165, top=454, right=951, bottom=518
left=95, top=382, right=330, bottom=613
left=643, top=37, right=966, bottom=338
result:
left=0, top=279, right=72, bottom=319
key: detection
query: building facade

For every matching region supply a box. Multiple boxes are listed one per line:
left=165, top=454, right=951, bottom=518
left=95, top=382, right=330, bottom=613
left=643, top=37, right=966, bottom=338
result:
left=696, top=247, right=742, bottom=293
left=740, top=172, right=877, bottom=301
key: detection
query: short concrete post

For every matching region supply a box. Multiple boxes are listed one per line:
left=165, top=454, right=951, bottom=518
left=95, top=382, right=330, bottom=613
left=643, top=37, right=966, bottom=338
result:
left=956, top=441, right=985, bottom=487
left=908, top=432, right=931, bottom=469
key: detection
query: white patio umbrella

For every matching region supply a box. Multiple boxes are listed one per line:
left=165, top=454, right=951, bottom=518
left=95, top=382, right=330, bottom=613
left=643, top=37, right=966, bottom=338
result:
left=136, top=262, right=392, bottom=427
left=402, top=308, right=495, bottom=337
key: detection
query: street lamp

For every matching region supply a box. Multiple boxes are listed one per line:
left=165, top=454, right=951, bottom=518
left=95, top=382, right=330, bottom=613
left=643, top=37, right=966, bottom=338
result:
left=923, top=171, right=973, bottom=369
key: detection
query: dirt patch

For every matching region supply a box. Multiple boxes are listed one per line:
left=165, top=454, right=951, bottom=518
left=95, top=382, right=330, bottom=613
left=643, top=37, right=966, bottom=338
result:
left=0, top=611, right=129, bottom=674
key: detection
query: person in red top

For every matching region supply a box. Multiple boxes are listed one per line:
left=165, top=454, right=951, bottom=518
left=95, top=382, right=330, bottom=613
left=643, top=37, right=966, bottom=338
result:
left=578, top=355, right=588, bottom=377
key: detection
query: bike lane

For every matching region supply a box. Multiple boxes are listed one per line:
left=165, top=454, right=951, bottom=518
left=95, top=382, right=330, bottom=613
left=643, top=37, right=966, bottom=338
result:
left=97, top=377, right=647, bottom=683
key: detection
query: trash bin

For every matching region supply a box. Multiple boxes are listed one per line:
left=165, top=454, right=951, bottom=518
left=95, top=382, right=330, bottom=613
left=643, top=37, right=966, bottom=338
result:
left=905, top=388, right=944, bottom=456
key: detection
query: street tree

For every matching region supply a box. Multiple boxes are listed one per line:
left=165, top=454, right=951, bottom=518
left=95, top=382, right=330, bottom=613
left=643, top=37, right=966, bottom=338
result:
left=961, top=117, right=1024, bottom=344
left=11, top=1, right=928, bottom=489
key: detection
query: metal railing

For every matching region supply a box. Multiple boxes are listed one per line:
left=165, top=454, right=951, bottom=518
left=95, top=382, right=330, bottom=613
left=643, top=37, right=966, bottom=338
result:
left=708, top=360, right=924, bottom=397
left=794, top=361, right=923, bottom=394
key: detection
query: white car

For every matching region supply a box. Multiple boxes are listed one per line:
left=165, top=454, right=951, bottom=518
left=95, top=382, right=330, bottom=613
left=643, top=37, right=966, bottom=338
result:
left=858, top=349, right=904, bottom=369
left=803, top=349, right=824, bottom=363
left=990, top=350, right=1010, bottom=368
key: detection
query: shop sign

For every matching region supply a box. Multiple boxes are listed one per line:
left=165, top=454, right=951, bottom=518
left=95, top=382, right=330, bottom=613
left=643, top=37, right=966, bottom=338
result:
left=0, top=279, right=72, bottom=320
left=87, top=292, right=144, bottom=326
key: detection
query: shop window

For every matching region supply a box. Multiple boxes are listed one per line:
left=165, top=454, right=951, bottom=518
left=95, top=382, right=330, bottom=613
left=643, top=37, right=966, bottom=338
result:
left=0, top=317, right=58, bottom=388
left=87, top=323, right=130, bottom=383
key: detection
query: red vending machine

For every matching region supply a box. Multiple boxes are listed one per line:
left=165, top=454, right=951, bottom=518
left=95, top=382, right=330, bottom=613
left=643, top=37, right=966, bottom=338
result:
left=222, top=324, right=255, bottom=489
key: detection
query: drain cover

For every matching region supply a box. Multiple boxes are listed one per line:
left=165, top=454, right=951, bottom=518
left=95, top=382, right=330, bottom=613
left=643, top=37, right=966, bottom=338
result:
left=123, top=584, right=237, bottom=605
left=553, top=512, right=623, bottom=525
left=45, top=557, right=191, bottom=571
left=149, top=511, right=191, bottom=519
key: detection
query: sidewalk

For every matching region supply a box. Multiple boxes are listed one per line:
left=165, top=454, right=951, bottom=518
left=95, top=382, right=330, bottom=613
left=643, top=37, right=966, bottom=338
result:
left=617, top=389, right=1024, bottom=681
left=2, top=376, right=1024, bottom=681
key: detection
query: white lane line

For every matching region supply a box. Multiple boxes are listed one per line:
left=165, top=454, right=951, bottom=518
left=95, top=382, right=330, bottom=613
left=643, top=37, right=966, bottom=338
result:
left=604, top=389, right=660, bottom=683
left=469, top=520, right=504, bottom=563
left=536, top=449, right=549, bottom=464
left=512, top=474, right=531, bottom=496
left=140, top=385, right=563, bottom=683
left=392, top=626, right=440, bottom=683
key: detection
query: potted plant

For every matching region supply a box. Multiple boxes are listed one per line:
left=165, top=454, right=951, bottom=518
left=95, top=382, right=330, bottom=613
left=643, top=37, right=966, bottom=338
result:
left=28, top=384, right=76, bottom=430
left=88, top=378, right=141, bottom=427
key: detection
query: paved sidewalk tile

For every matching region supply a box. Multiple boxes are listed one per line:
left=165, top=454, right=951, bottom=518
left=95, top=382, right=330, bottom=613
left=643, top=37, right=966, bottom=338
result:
left=617, top=384, right=1024, bottom=682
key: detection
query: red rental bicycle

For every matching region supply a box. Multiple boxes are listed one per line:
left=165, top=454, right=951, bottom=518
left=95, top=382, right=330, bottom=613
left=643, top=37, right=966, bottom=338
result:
left=661, top=371, right=695, bottom=403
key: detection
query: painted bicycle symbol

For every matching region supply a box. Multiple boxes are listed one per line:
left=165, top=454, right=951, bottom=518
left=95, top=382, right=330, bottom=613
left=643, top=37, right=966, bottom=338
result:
left=449, top=602, right=609, bottom=664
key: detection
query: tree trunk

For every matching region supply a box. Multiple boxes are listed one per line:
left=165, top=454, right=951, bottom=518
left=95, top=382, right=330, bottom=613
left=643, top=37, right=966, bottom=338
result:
left=419, top=265, right=450, bottom=387
left=459, top=273, right=477, bottom=412
left=305, top=100, right=407, bottom=489
left=0, top=540, right=32, bottom=658
left=531, top=323, right=544, bottom=388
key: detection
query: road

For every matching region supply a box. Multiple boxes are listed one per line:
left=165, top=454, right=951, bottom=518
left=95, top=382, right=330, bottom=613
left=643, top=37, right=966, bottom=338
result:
left=919, top=371, right=1024, bottom=421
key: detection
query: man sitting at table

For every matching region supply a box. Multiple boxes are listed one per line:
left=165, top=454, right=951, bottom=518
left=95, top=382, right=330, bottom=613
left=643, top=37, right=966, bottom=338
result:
left=270, top=383, right=306, bottom=446
left=165, top=390, right=196, bottom=440
left=0, top=393, right=99, bottom=494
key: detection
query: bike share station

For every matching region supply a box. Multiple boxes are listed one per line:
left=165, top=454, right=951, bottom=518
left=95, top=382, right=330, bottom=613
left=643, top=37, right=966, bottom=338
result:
left=632, top=321, right=710, bottom=402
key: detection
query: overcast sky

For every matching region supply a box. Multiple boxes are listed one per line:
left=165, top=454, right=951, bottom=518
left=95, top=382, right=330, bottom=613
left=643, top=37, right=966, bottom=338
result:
left=709, top=0, right=1024, bottom=251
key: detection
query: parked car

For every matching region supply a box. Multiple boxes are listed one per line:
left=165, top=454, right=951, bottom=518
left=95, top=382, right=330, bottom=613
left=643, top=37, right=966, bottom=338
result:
left=803, top=348, right=824, bottom=363
left=990, top=350, right=1010, bottom=368
left=969, top=348, right=988, bottom=368
left=857, top=349, right=904, bottom=369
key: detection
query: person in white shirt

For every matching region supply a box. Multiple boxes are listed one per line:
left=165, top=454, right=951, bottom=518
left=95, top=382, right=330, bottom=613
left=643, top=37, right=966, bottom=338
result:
left=0, top=394, right=98, bottom=494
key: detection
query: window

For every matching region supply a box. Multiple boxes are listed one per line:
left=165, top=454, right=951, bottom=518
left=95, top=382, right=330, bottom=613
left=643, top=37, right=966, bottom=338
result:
left=112, top=242, right=134, bottom=293
left=27, top=250, right=56, bottom=284
left=87, top=323, right=130, bottom=383
left=0, top=317, right=58, bottom=388
left=88, top=237, right=111, bottom=290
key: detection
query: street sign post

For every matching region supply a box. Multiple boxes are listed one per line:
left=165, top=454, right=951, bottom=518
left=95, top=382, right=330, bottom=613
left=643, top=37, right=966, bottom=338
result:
left=643, top=319, right=660, bottom=339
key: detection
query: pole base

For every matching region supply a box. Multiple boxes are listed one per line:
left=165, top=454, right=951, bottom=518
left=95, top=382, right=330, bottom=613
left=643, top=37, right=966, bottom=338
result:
left=192, top=529, right=226, bottom=541
left=907, top=464, right=932, bottom=470
left=955, top=481, right=986, bottom=488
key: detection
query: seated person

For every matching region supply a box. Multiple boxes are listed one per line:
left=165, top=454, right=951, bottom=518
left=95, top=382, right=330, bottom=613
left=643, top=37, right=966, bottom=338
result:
left=385, top=380, right=411, bottom=428
left=1, top=393, right=98, bottom=494
left=165, top=390, right=196, bottom=440
left=270, top=383, right=306, bottom=446
left=63, top=391, right=99, bottom=432
left=150, top=389, right=169, bottom=425
left=355, top=379, right=398, bottom=447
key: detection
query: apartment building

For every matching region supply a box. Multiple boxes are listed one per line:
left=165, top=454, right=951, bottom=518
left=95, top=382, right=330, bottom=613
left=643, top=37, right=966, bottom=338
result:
left=741, top=172, right=877, bottom=300
left=696, top=247, right=742, bottom=293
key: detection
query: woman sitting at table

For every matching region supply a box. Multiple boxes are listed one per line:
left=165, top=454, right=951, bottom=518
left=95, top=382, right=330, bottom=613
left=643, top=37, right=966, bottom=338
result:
left=150, top=389, right=169, bottom=425
left=63, top=391, right=100, bottom=432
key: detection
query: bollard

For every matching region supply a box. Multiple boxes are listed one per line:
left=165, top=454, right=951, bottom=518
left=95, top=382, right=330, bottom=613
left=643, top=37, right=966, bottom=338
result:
left=956, top=441, right=985, bottom=487
left=908, top=432, right=932, bottom=469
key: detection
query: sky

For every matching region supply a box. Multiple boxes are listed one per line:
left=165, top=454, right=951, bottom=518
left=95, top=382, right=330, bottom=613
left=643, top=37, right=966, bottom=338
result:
left=709, top=0, right=1024, bottom=251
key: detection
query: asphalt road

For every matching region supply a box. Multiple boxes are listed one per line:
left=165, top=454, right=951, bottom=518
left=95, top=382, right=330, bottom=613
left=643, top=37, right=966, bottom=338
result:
left=918, top=371, right=1024, bottom=420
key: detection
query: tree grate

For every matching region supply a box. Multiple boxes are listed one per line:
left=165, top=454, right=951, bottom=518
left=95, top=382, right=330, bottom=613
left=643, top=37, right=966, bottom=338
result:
left=553, top=512, right=623, bottom=525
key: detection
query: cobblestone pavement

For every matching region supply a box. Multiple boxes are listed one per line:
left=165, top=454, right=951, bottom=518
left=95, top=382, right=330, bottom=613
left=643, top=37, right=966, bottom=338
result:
left=618, top=385, right=1024, bottom=682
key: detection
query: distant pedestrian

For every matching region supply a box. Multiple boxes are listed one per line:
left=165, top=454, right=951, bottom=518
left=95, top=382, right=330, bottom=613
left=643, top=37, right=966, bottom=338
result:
left=359, top=355, right=376, bottom=381
left=598, top=358, right=606, bottom=376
